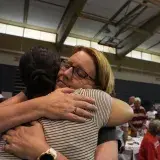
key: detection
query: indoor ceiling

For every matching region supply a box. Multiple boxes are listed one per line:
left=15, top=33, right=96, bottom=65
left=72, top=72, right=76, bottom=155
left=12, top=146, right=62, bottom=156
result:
left=0, top=0, right=160, bottom=57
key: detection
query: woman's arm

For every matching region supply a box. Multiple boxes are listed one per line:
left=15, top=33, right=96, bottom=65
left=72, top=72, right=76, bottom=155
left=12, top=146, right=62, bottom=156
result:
left=0, top=91, right=27, bottom=107
left=96, top=126, right=118, bottom=160
left=0, top=96, right=43, bottom=133
left=107, top=98, right=134, bottom=126
left=0, top=88, right=96, bottom=133
left=3, top=123, right=118, bottom=160
left=78, top=89, right=133, bottom=127
left=3, top=122, right=69, bottom=160
left=95, top=141, right=118, bottom=160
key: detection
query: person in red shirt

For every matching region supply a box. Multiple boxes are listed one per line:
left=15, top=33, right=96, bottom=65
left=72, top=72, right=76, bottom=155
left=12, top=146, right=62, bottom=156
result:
left=139, top=119, right=160, bottom=160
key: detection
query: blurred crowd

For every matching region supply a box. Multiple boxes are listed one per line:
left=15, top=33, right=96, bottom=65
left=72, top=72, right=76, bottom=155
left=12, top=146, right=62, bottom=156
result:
left=118, top=96, right=160, bottom=160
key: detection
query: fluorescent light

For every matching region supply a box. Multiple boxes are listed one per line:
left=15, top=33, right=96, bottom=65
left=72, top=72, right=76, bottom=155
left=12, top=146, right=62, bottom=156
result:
left=0, top=23, right=6, bottom=34
left=91, top=42, right=103, bottom=52
left=40, top=32, right=56, bottom=42
left=24, top=28, right=40, bottom=40
left=126, top=52, right=132, bottom=57
left=108, top=47, right=115, bottom=54
left=132, top=50, right=141, bottom=59
left=77, top=39, right=90, bottom=47
left=6, top=25, right=24, bottom=37
left=103, top=46, right=109, bottom=52
left=151, top=54, right=160, bottom=63
left=142, top=52, right=151, bottom=61
left=64, top=37, right=77, bottom=46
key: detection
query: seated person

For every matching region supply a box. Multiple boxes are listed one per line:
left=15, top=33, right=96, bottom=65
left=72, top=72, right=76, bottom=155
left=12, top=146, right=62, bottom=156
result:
left=0, top=46, right=133, bottom=160
left=139, top=119, right=160, bottom=160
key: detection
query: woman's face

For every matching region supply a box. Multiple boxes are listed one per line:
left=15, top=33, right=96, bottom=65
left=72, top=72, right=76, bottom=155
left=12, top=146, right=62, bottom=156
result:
left=56, top=50, right=96, bottom=89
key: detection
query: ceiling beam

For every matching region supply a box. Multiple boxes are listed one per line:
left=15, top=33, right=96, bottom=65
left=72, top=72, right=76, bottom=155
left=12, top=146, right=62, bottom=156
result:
left=93, top=0, right=132, bottom=39
left=116, top=12, right=160, bottom=57
left=23, top=0, right=30, bottom=24
left=115, top=2, right=147, bottom=26
left=146, top=40, right=160, bottom=50
left=80, top=12, right=110, bottom=24
left=56, top=0, right=87, bottom=49
left=99, top=6, right=147, bottom=47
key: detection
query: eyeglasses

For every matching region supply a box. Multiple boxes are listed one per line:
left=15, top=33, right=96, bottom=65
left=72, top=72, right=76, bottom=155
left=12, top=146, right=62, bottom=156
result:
left=60, top=60, right=95, bottom=81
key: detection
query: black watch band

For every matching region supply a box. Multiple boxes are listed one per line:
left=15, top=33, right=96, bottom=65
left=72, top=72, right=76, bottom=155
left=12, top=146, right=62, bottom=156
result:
left=39, top=153, right=54, bottom=160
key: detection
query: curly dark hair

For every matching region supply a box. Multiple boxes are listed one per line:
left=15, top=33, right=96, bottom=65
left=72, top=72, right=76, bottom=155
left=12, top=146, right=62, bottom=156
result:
left=19, top=46, right=60, bottom=99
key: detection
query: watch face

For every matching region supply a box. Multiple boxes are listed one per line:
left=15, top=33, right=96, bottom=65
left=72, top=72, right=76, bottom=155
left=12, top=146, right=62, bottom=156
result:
left=40, top=153, right=54, bottom=160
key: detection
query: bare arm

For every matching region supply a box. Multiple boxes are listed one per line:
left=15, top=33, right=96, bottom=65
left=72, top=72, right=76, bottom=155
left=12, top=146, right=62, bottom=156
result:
left=108, top=98, right=134, bottom=126
left=81, top=90, right=133, bottom=127
left=95, top=141, right=118, bottom=160
left=3, top=122, right=69, bottom=160
left=0, top=97, right=43, bottom=133
left=0, top=92, right=27, bottom=107
left=3, top=123, right=118, bottom=160
left=0, top=88, right=96, bottom=133
left=121, top=126, right=128, bottom=145
left=96, top=126, right=118, bottom=160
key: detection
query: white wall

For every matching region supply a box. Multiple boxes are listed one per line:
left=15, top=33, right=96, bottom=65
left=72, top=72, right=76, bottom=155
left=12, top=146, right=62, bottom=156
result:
left=0, top=51, right=160, bottom=85
left=113, top=68, right=160, bottom=85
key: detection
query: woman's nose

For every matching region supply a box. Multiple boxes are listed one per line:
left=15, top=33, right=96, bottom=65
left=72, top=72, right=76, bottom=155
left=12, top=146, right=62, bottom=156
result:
left=63, top=67, right=73, bottom=80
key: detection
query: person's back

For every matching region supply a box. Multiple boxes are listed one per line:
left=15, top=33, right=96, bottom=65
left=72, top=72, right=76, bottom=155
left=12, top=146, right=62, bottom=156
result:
left=40, top=88, right=112, bottom=159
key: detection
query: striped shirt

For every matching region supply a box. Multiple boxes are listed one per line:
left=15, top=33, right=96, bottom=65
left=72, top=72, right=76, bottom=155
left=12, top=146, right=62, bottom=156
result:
left=0, top=89, right=112, bottom=160
left=131, top=106, right=146, bottom=129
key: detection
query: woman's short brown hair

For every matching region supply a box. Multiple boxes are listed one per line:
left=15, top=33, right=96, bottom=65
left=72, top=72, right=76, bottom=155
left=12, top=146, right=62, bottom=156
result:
left=73, top=46, right=115, bottom=94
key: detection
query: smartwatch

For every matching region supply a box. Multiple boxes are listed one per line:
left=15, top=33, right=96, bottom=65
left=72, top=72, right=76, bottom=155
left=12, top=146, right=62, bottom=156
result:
left=38, top=148, right=57, bottom=160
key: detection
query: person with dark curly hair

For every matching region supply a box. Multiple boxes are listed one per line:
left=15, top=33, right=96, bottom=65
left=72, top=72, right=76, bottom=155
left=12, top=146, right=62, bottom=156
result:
left=19, top=46, right=60, bottom=99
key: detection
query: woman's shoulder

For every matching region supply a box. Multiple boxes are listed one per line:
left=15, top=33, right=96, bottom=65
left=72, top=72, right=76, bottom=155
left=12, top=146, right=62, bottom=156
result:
left=75, top=88, right=110, bottom=98
left=75, top=88, right=112, bottom=127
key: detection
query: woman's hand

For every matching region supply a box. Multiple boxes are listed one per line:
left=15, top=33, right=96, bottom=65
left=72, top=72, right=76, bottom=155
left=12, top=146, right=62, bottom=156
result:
left=2, top=122, right=50, bottom=160
left=40, top=88, right=97, bottom=122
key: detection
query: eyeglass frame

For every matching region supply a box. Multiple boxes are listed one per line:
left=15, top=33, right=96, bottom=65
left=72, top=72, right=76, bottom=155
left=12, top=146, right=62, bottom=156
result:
left=60, top=60, right=95, bottom=82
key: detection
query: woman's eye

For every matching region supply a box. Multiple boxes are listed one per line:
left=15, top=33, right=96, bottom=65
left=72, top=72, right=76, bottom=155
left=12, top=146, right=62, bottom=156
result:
left=77, top=69, right=87, bottom=78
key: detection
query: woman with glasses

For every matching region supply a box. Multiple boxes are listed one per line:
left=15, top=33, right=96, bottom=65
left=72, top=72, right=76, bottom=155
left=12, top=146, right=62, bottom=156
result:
left=0, top=46, right=133, bottom=160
